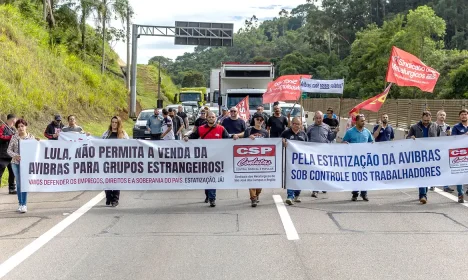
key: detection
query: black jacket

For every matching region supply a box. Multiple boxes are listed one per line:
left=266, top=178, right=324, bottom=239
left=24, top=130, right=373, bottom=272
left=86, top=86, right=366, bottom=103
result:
left=44, top=121, right=64, bottom=140
left=0, top=124, right=15, bottom=158
left=407, top=121, right=438, bottom=139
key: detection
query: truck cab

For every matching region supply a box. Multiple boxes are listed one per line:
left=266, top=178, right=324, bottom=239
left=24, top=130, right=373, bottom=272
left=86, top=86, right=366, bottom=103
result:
left=218, top=62, right=274, bottom=117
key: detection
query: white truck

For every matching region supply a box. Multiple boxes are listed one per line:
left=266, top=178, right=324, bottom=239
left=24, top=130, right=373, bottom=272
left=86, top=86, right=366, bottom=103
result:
left=212, top=62, right=275, bottom=116
left=208, top=69, right=220, bottom=106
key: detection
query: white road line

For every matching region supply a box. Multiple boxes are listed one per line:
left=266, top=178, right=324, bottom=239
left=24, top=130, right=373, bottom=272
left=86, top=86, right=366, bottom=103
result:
left=273, top=195, right=299, bottom=240
left=434, top=188, right=468, bottom=207
left=0, top=191, right=105, bottom=279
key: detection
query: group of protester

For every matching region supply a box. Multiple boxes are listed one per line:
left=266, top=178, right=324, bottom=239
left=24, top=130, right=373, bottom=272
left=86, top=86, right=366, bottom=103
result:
left=1, top=105, right=467, bottom=213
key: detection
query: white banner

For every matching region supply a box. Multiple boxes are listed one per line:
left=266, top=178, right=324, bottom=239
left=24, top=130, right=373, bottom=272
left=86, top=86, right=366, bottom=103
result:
left=58, top=132, right=99, bottom=141
left=286, top=136, right=468, bottom=191
left=21, top=138, right=283, bottom=192
left=300, top=78, right=344, bottom=94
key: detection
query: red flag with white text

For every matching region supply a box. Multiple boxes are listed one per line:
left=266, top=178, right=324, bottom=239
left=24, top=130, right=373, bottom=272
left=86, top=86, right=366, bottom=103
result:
left=263, top=75, right=312, bottom=103
left=235, top=96, right=250, bottom=122
left=386, top=46, right=439, bottom=93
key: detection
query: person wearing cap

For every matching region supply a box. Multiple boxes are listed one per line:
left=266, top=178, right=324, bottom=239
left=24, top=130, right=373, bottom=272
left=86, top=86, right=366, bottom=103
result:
left=0, top=114, right=17, bottom=194
left=281, top=117, right=308, bottom=205
left=243, top=112, right=269, bottom=207
left=44, top=114, right=64, bottom=140
left=217, top=106, right=229, bottom=124
left=250, top=105, right=268, bottom=129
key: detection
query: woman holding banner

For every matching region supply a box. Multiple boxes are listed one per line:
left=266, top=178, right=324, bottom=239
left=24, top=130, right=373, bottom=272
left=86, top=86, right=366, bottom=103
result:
left=102, top=116, right=129, bottom=207
left=7, top=119, right=40, bottom=213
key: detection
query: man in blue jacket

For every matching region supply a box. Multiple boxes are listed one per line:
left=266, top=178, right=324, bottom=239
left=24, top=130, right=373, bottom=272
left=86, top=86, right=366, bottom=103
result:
left=451, top=109, right=468, bottom=202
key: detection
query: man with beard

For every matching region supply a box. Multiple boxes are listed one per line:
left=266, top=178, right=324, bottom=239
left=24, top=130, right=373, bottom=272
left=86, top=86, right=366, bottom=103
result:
left=373, top=113, right=394, bottom=142
left=185, top=111, right=231, bottom=207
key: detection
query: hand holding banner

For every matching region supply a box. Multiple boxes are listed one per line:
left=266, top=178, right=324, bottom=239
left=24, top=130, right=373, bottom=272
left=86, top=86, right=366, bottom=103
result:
left=386, top=46, right=440, bottom=93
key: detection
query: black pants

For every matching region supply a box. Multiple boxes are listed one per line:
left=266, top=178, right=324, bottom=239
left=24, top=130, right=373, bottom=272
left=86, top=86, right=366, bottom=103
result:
left=150, top=134, right=161, bottom=140
left=105, top=190, right=120, bottom=203
left=0, top=158, right=15, bottom=190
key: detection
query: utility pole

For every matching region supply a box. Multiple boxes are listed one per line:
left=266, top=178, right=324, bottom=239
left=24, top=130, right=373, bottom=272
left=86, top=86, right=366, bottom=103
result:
left=126, top=2, right=131, bottom=90
left=157, top=59, right=163, bottom=108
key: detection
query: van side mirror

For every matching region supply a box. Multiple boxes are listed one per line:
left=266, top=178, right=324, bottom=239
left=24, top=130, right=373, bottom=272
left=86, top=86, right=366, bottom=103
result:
left=174, top=94, right=178, bottom=103
left=217, top=96, right=222, bottom=106
left=132, top=117, right=137, bottom=121
left=204, top=94, right=208, bottom=101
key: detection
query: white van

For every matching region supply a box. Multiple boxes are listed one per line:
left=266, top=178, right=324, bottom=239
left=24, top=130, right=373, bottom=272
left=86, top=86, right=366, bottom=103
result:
left=277, top=102, right=308, bottom=130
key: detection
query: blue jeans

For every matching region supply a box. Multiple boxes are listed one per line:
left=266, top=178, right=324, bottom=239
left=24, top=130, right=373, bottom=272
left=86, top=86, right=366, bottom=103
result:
left=11, top=163, right=27, bottom=205
left=352, top=191, right=367, bottom=196
left=444, top=185, right=464, bottom=196
left=419, top=187, right=428, bottom=199
left=175, top=134, right=180, bottom=140
left=287, top=189, right=301, bottom=199
left=205, top=189, right=216, bottom=200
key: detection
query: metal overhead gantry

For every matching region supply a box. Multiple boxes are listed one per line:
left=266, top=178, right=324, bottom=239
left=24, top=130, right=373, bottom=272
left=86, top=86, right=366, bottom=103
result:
left=129, top=21, right=234, bottom=118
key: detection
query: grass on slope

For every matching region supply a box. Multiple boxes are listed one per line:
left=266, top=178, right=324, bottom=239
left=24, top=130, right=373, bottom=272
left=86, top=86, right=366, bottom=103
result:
left=0, top=5, right=128, bottom=134
left=137, top=64, right=179, bottom=109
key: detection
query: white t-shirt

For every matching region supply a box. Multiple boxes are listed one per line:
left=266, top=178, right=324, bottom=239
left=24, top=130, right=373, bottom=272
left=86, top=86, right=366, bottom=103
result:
left=162, top=116, right=175, bottom=140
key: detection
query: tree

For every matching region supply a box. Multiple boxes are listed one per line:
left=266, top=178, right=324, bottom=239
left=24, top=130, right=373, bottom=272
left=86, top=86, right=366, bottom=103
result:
left=181, top=70, right=205, bottom=87
left=148, top=56, right=173, bottom=69
left=95, top=0, right=129, bottom=73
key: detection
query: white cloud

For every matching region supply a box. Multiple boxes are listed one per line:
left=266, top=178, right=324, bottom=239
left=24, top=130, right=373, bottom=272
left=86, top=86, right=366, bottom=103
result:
left=110, top=0, right=307, bottom=64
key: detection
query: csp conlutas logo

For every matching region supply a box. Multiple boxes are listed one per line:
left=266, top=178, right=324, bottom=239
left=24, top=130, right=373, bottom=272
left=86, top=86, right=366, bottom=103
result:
left=449, top=148, right=468, bottom=174
left=233, top=145, right=276, bottom=173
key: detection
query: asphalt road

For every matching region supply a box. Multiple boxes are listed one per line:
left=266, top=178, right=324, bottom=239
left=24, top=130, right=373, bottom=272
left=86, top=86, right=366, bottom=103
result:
left=1, top=187, right=468, bottom=280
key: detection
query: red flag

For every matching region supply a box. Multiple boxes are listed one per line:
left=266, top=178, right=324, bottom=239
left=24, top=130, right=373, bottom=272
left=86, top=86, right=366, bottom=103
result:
left=386, top=46, right=439, bottom=93
left=263, top=75, right=312, bottom=103
left=349, top=83, right=392, bottom=116
left=235, top=96, right=250, bottom=122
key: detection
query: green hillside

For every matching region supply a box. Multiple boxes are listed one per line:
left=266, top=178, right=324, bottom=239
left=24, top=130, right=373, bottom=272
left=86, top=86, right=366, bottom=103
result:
left=0, top=4, right=177, bottom=187
left=137, top=64, right=179, bottom=109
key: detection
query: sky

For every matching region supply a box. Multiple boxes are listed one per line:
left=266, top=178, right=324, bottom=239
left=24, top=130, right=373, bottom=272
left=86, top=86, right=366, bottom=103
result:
left=111, top=0, right=308, bottom=64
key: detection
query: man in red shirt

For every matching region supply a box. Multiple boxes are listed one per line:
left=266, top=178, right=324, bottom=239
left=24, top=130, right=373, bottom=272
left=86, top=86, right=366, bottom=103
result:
left=184, top=112, right=233, bottom=207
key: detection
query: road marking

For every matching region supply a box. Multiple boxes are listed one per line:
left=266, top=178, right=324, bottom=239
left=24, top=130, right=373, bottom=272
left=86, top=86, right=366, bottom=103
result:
left=273, top=195, right=299, bottom=240
left=0, top=191, right=105, bottom=279
left=434, top=188, right=468, bottom=207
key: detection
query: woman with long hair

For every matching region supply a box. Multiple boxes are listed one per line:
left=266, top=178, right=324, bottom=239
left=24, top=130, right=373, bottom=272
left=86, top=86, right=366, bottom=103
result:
left=7, top=119, right=40, bottom=213
left=102, top=116, right=129, bottom=207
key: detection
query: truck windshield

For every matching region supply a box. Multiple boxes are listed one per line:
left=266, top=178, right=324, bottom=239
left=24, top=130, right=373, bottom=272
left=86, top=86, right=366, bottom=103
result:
left=280, top=107, right=302, bottom=117
left=180, top=93, right=201, bottom=102
left=227, top=95, right=270, bottom=110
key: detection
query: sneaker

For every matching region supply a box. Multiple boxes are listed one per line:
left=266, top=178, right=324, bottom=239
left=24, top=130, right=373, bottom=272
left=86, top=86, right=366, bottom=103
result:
left=311, top=191, right=318, bottom=198
left=444, top=187, right=454, bottom=193
left=209, top=200, right=216, bottom=207
left=322, top=191, right=327, bottom=194
left=361, top=195, right=369, bottom=201
left=111, top=201, right=119, bottom=207
left=17, top=205, right=22, bottom=212
left=419, top=197, right=427, bottom=204
left=256, top=195, right=260, bottom=203
left=458, top=195, right=464, bottom=203
left=251, top=199, right=258, bottom=208
left=293, top=197, right=301, bottom=203
left=204, top=197, right=209, bottom=203
left=351, top=196, right=358, bottom=201
left=429, top=187, right=435, bottom=191
left=20, top=205, right=27, bottom=213
left=9, top=189, right=17, bottom=195
left=285, top=198, right=293, bottom=205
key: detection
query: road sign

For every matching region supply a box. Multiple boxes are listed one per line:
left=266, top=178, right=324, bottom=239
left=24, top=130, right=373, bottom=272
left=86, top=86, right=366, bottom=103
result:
left=174, top=21, right=233, bottom=46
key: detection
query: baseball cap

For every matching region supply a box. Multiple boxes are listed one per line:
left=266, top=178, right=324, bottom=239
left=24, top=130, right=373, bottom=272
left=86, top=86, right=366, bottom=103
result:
left=54, top=114, right=62, bottom=121
left=253, top=113, right=264, bottom=120
left=221, top=106, right=228, bottom=111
